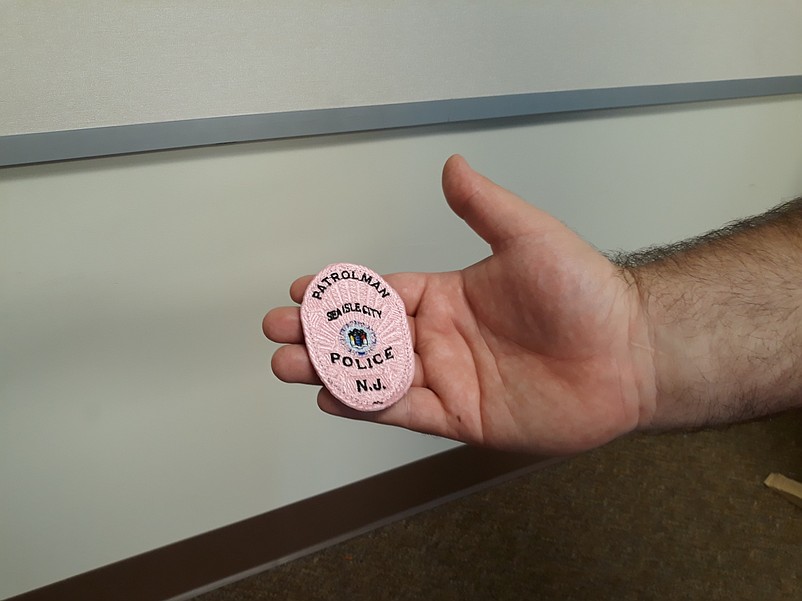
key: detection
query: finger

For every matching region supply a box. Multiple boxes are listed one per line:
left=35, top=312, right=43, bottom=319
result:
left=316, top=386, right=456, bottom=441
left=412, top=353, right=425, bottom=387
left=441, top=154, right=549, bottom=250
left=407, top=315, right=416, bottom=346
left=291, top=271, right=431, bottom=316
left=383, top=272, right=426, bottom=316
left=270, top=348, right=418, bottom=388
left=290, top=275, right=314, bottom=304
left=287, top=272, right=420, bottom=335
left=263, top=307, right=303, bottom=343
left=317, top=388, right=383, bottom=422
left=271, top=344, right=321, bottom=384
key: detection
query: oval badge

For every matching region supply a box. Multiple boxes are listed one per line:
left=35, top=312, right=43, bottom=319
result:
left=300, top=263, right=414, bottom=412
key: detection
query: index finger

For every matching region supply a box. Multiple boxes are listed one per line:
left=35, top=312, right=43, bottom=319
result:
left=383, top=272, right=429, bottom=316
left=289, top=275, right=314, bottom=304
left=291, top=271, right=431, bottom=315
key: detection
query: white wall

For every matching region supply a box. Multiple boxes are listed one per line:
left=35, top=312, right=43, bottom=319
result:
left=1, top=95, right=801, bottom=598
left=3, top=0, right=800, bottom=136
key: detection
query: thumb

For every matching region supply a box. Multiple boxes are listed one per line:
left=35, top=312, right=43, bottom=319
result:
left=441, top=155, right=546, bottom=249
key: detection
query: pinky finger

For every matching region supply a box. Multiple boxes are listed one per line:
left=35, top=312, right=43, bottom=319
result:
left=271, top=344, right=321, bottom=385
left=316, top=386, right=456, bottom=443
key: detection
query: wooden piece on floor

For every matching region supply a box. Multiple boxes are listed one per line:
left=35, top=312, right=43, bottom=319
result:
left=764, top=473, right=802, bottom=509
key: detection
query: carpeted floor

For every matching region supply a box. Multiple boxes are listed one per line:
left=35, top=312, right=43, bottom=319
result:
left=193, top=411, right=802, bottom=601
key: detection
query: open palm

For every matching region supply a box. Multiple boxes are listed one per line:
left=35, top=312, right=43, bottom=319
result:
left=264, top=156, right=656, bottom=455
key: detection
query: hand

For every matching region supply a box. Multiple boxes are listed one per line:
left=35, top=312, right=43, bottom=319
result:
left=263, top=155, right=656, bottom=455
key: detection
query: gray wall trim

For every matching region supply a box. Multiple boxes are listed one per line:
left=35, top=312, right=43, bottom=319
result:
left=2, top=76, right=801, bottom=167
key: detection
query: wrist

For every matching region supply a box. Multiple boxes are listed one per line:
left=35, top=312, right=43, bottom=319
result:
left=623, top=261, right=724, bottom=431
left=616, top=266, right=661, bottom=430
left=615, top=197, right=802, bottom=431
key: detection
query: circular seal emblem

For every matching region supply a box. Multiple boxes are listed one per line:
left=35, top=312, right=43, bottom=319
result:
left=340, top=320, right=377, bottom=356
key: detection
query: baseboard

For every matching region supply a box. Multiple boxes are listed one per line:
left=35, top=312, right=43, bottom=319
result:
left=6, top=445, right=558, bottom=601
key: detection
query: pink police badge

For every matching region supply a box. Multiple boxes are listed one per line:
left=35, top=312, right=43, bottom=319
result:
left=300, top=263, right=415, bottom=412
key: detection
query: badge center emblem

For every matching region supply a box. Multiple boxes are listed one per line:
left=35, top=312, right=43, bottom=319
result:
left=341, top=321, right=377, bottom=356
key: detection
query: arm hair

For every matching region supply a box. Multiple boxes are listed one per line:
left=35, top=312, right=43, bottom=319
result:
left=610, top=197, right=802, bottom=429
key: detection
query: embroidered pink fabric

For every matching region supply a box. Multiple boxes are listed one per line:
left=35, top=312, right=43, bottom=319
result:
left=300, top=263, right=414, bottom=412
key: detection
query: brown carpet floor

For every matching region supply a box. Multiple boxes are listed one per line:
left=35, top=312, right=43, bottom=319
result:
left=193, top=411, right=802, bottom=601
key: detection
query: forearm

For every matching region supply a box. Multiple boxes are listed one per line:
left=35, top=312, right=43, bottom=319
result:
left=620, top=197, right=802, bottom=430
